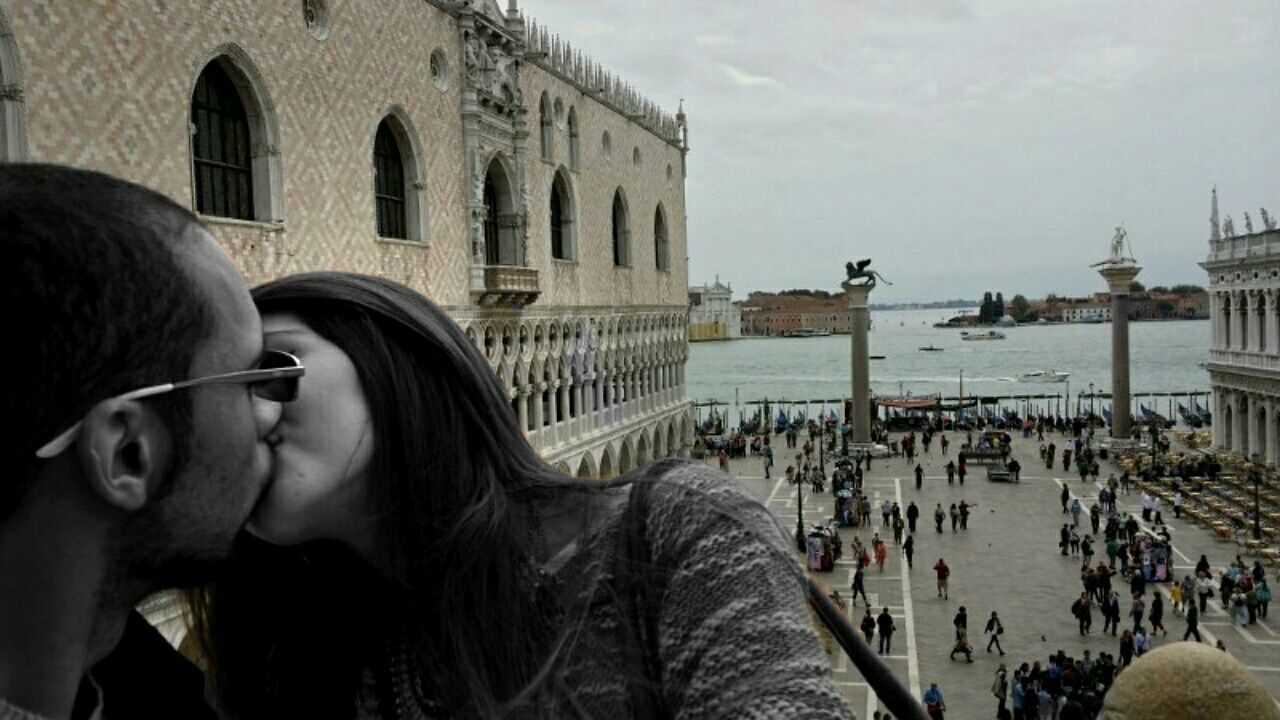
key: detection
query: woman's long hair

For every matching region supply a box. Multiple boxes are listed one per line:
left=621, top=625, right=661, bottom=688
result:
left=187, top=272, right=585, bottom=718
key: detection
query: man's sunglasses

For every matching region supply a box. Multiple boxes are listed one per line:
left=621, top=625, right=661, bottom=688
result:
left=35, top=350, right=304, bottom=459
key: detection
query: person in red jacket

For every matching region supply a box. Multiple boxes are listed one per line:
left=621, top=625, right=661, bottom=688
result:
left=934, top=558, right=951, bottom=599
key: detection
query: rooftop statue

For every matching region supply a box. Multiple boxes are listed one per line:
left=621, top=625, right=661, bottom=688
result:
left=1263, top=208, right=1277, bottom=231
left=1244, top=211, right=1254, bottom=235
left=845, top=258, right=892, bottom=287
left=1224, top=215, right=1236, bottom=238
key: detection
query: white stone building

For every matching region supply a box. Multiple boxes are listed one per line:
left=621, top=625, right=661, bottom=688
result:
left=1202, top=188, right=1280, bottom=463
left=1060, top=304, right=1113, bottom=323
left=688, top=277, right=741, bottom=341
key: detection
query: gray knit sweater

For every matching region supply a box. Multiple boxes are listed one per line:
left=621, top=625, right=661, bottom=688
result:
left=359, top=459, right=854, bottom=718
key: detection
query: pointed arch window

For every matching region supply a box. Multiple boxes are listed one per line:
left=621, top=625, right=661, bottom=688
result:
left=484, top=174, right=500, bottom=264
left=654, top=205, right=669, bottom=271
left=539, top=93, right=553, bottom=161
left=567, top=106, right=580, bottom=170
left=192, top=62, right=254, bottom=220
left=612, top=190, right=630, bottom=267
left=550, top=170, right=575, bottom=260
left=374, top=119, right=407, bottom=239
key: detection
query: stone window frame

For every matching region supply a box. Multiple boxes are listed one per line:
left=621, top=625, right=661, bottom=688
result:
left=567, top=105, right=580, bottom=171
left=370, top=106, right=429, bottom=245
left=654, top=202, right=670, bottom=273
left=0, top=9, right=27, bottom=162
left=611, top=187, right=631, bottom=268
left=539, top=92, right=553, bottom=162
left=187, top=44, right=284, bottom=225
left=550, top=166, right=577, bottom=262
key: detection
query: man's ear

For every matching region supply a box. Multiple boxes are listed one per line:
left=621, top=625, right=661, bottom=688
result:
left=76, top=400, right=172, bottom=512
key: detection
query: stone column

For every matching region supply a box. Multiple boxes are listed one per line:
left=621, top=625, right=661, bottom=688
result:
left=1234, top=393, right=1246, bottom=456
left=1098, top=263, right=1141, bottom=443
left=1233, top=288, right=1244, bottom=351
left=842, top=280, right=876, bottom=445
left=1265, top=397, right=1275, bottom=466
left=1211, top=389, right=1222, bottom=449
left=516, top=386, right=530, bottom=436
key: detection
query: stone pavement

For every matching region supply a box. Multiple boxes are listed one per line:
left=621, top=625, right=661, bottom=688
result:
left=715, top=430, right=1280, bottom=719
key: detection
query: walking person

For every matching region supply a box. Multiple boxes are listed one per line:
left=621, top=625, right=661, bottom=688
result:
left=992, top=665, right=1009, bottom=719
left=876, top=607, right=896, bottom=655
left=892, top=514, right=904, bottom=544
left=1103, top=590, right=1121, bottom=636
left=874, top=539, right=888, bottom=572
left=1183, top=598, right=1204, bottom=642
left=949, top=627, right=973, bottom=662
left=860, top=607, right=876, bottom=644
left=1150, top=592, right=1166, bottom=637
left=945, top=460, right=955, bottom=485
left=1073, top=592, right=1093, bottom=635
left=923, top=682, right=947, bottom=720
left=985, top=611, right=1006, bottom=655
left=1070, top=497, right=1082, bottom=527
left=903, top=534, right=915, bottom=569
left=934, top=558, right=951, bottom=599
left=934, top=503, right=946, bottom=533
left=1060, top=484, right=1070, bottom=514
left=952, top=606, right=968, bottom=639
left=851, top=563, right=870, bottom=607
left=959, top=500, right=973, bottom=530
left=957, top=461, right=966, bottom=486
left=907, top=501, right=920, bottom=533
left=949, top=503, right=960, bottom=532
left=1130, top=594, right=1146, bottom=633
left=763, top=443, right=773, bottom=479
left=915, top=463, right=924, bottom=490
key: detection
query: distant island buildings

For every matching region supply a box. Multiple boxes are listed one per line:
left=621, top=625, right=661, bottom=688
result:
left=1201, top=188, right=1280, bottom=461
left=688, top=277, right=742, bottom=341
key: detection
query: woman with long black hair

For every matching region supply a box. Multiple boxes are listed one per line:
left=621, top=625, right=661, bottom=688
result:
left=187, top=272, right=850, bottom=719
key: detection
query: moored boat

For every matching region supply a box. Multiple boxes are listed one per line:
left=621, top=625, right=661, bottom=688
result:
left=960, top=330, right=1006, bottom=341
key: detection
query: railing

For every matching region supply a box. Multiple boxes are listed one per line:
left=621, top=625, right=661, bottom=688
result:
left=1207, top=229, right=1280, bottom=264
left=1209, top=349, right=1280, bottom=372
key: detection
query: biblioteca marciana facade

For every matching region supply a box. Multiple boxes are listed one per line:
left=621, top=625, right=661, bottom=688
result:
left=1203, top=188, right=1280, bottom=464
left=0, top=0, right=695, bottom=479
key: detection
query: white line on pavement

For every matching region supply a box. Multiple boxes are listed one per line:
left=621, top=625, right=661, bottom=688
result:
left=894, top=476, right=922, bottom=701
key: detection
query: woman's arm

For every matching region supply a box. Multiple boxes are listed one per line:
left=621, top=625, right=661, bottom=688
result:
left=640, top=461, right=854, bottom=719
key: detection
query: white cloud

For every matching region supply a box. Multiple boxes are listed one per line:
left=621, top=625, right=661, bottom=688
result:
left=720, top=63, right=784, bottom=89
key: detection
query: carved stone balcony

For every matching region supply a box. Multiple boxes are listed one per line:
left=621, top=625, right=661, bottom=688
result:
left=477, top=265, right=540, bottom=307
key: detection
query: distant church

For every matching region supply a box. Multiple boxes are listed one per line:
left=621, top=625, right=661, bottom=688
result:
left=688, top=277, right=742, bottom=341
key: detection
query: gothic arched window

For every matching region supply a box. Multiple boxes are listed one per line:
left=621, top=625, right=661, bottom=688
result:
left=373, top=119, right=407, bottom=239
left=192, top=62, right=254, bottom=219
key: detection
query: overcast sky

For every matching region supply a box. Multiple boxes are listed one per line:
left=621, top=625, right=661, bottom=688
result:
left=523, top=0, right=1280, bottom=303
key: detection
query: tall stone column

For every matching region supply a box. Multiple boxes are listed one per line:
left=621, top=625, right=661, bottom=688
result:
left=1265, top=398, right=1275, bottom=466
left=1098, top=263, right=1141, bottom=443
left=842, top=280, right=876, bottom=445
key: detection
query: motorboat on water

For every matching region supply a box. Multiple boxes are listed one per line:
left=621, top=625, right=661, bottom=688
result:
left=1017, top=370, right=1070, bottom=383
left=919, top=346, right=945, bottom=352
left=960, top=330, right=1006, bottom=341
left=785, top=328, right=832, bottom=338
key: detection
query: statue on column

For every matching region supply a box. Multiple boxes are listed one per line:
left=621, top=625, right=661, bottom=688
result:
left=844, top=258, right=893, bottom=286
left=1091, top=225, right=1136, bottom=267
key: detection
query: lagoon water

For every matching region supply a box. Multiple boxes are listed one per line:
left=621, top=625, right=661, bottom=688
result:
left=687, top=308, right=1209, bottom=415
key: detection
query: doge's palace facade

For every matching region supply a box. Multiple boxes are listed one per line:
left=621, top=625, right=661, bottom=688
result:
left=0, top=0, right=694, bottom=478
left=1203, top=188, right=1280, bottom=465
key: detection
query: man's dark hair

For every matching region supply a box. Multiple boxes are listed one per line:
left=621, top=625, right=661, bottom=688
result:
left=1, top=164, right=214, bottom=518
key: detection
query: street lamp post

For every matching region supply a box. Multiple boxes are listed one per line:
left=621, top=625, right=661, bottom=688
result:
left=1249, top=458, right=1263, bottom=541
left=1089, top=382, right=1095, bottom=418
left=795, top=465, right=806, bottom=552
